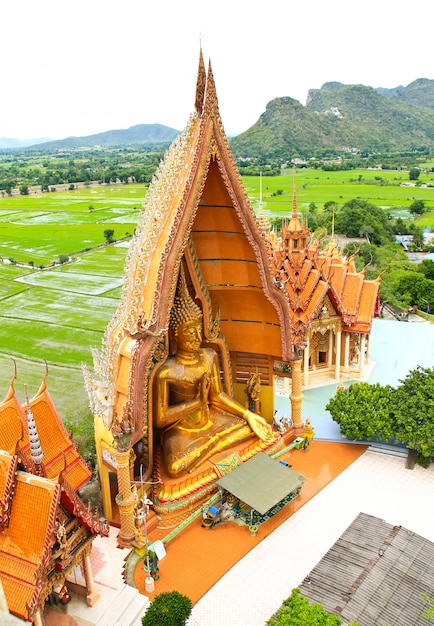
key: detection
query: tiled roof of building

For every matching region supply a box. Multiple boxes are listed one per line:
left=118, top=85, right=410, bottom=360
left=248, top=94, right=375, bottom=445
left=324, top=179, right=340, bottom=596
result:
left=0, top=379, right=91, bottom=492
left=0, top=455, right=60, bottom=620
left=0, top=398, right=28, bottom=455
left=29, top=391, right=91, bottom=490
left=269, top=215, right=380, bottom=339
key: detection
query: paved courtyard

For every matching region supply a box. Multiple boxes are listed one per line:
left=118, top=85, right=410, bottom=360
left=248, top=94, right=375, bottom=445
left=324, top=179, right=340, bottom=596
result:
left=189, top=450, right=434, bottom=625
left=189, top=318, right=434, bottom=625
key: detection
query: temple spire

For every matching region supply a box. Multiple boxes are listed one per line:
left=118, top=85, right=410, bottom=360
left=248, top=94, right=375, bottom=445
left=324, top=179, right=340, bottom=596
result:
left=256, top=171, right=271, bottom=232
left=292, top=165, right=298, bottom=218
left=194, top=46, right=206, bottom=116
left=203, top=58, right=219, bottom=117
left=25, top=385, right=44, bottom=472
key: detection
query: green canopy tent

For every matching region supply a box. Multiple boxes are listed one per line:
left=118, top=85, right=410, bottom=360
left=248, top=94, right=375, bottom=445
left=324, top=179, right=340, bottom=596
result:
left=216, top=452, right=306, bottom=517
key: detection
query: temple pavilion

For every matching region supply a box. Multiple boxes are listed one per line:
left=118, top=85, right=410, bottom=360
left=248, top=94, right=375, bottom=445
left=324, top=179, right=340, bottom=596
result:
left=0, top=367, right=108, bottom=624
left=85, top=50, right=380, bottom=541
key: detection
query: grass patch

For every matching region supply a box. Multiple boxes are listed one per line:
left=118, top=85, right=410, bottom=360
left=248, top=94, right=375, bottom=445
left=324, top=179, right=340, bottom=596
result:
left=0, top=317, right=103, bottom=365
left=1, top=286, right=118, bottom=329
left=15, top=269, right=122, bottom=295
left=1, top=173, right=433, bottom=422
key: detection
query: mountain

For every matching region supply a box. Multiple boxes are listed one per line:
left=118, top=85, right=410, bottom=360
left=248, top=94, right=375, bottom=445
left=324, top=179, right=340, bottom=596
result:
left=376, top=78, right=434, bottom=110
left=0, top=137, right=51, bottom=149
left=230, top=79, right=434, bottom=159
left=25, top=124, right=180, bottom=150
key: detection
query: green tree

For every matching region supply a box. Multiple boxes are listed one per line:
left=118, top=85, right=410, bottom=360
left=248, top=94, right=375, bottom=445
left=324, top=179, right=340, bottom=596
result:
left=267, top=588, right=357, bottom=625
left=142, top=591, right=192, bottom=626
left=409, top=199, right=426, bottom=215
left=63, top=412, right=96, bottom=470
left=419, top=259, right=434, bottom=280
left=409, top=167, right=421, bottom=181
left=103, top=228, right=115, bottom=244
left=335, top=198, right=392, bottom=245
left=343, top=242, right=378, bottom=271
left=325, top=382, right=394, bottom=441
left=390, top=366, right=434, bottom=459
left=19, top=184, right=29, bottom=195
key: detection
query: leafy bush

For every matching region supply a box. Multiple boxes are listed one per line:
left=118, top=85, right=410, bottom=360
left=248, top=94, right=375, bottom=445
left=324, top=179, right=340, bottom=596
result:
left=267, top=588, right=358, bottom=625
left=63, top=411, right=96, bottom=470
left=141, top=591, right=192, bottom=626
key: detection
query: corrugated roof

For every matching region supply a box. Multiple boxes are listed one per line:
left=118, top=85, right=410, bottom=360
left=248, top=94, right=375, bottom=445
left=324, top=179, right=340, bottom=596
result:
left=299, top=512, right=434, bottom=626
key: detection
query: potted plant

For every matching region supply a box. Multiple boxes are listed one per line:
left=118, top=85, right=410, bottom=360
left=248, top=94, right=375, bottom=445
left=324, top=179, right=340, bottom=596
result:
left=142, top=590, right=192, bottom=626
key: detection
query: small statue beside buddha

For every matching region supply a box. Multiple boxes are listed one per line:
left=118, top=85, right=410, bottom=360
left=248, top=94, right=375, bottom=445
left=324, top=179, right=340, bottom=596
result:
left=153, top=269, right=274, bottom=478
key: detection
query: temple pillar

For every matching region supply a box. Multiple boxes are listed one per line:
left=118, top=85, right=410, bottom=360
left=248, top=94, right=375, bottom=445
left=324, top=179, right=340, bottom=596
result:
left=33, top=611, right=43, bottom=626
left=366, top=333, right=371, bottom=364
left=82, top=550, right=100, bottom=607
left=290, top=359, right=303, bottom=432
left=344, top=332, right=350, bottom=370
left=334, top=329, right=342, bottom=381
left=327, top=330, right=333, bottom=368
left=303, top=337, right=310, bottom=387
left=359, top=334, right=366, bottom=378
left=114, top=448, right=136, bottom=547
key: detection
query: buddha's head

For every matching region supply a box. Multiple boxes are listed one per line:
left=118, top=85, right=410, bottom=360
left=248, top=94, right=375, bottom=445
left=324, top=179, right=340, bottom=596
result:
left=176, top=319, right=202, bottom=354
left=170, top=265, right=203, bottom=354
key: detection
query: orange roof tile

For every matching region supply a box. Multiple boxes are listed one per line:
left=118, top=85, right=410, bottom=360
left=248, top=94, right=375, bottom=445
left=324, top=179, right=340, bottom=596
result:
left=340, top=273, right=363, bottom=317
left=355, top=282, right=380, bottom=326
left=0, top=471, right=60, bottom=620
left=0, top=399, right=27, bottom=455
left=329, top=265, right=346, bottom=299
left=30, top=391, right=91, bottom=490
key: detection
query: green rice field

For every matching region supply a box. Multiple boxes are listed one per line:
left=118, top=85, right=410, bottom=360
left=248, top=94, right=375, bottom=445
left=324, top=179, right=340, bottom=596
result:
left=1, top=173, right=433, bottom=418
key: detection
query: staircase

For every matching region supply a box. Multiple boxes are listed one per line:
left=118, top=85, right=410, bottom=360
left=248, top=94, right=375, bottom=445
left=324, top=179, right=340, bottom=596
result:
left=59, top=583, right=150, bottom=626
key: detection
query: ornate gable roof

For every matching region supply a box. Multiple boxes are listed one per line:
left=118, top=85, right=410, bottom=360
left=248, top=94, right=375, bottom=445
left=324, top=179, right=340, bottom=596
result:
left=268, top=188, right=380, bottom=335
left=29, top=385, right=91, bottom=490
left=0, top=453, right=60, bottom=621
left=0, top=369, right=108, bottom=622
left=87, top=51, right=294, bottom=446
left=0, top=369, right=91, bottom=491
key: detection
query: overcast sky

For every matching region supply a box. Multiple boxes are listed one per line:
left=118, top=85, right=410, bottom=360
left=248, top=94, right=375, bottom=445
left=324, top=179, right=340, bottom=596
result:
left=2, top=0, right=433, bottom=140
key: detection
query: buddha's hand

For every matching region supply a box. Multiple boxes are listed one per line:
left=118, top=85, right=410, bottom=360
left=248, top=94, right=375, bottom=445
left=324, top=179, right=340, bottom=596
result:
left=200, top=372, right=211, bottom=402
left=243, top=410, right=274, bottom=443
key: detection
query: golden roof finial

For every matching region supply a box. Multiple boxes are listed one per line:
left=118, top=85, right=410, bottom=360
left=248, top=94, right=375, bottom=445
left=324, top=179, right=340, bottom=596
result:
left=195, top=45, right=206, bottom=116
left=35, top=359, right=49, bottom=398
left=203, top=58, right=219, bottom=116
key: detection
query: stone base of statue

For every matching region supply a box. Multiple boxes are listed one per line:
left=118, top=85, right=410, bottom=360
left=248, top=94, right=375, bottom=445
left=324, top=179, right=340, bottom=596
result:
left=151, top=432, right=282, bottom=528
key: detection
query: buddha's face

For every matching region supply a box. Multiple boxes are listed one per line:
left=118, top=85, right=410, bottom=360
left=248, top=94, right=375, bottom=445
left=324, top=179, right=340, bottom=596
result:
left=176, top=319, right=202, bottom=354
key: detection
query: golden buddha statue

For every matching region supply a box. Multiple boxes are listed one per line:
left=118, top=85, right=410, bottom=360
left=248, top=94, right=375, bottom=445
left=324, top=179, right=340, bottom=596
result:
left=154, top=271, right=273, bottom=478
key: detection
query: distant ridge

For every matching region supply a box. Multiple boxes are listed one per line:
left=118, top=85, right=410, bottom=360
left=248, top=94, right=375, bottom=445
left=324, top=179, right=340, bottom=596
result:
left=0, top=137, right=51, bottom=149
left=2, top=78, right=433, bottom=155
left=25, top=123, right=180, bottom=150
left=230, top=78, right=434, bottom=158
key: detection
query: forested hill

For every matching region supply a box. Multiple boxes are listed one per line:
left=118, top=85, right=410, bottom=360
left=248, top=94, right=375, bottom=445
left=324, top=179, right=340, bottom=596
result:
left=28, top=123, right=180, bottom=150
left=230, top=79, right=434, bottom=159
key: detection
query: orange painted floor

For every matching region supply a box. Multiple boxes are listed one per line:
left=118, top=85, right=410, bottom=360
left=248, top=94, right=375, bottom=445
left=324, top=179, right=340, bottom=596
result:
left=134, top=441, right=367, bottom=605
